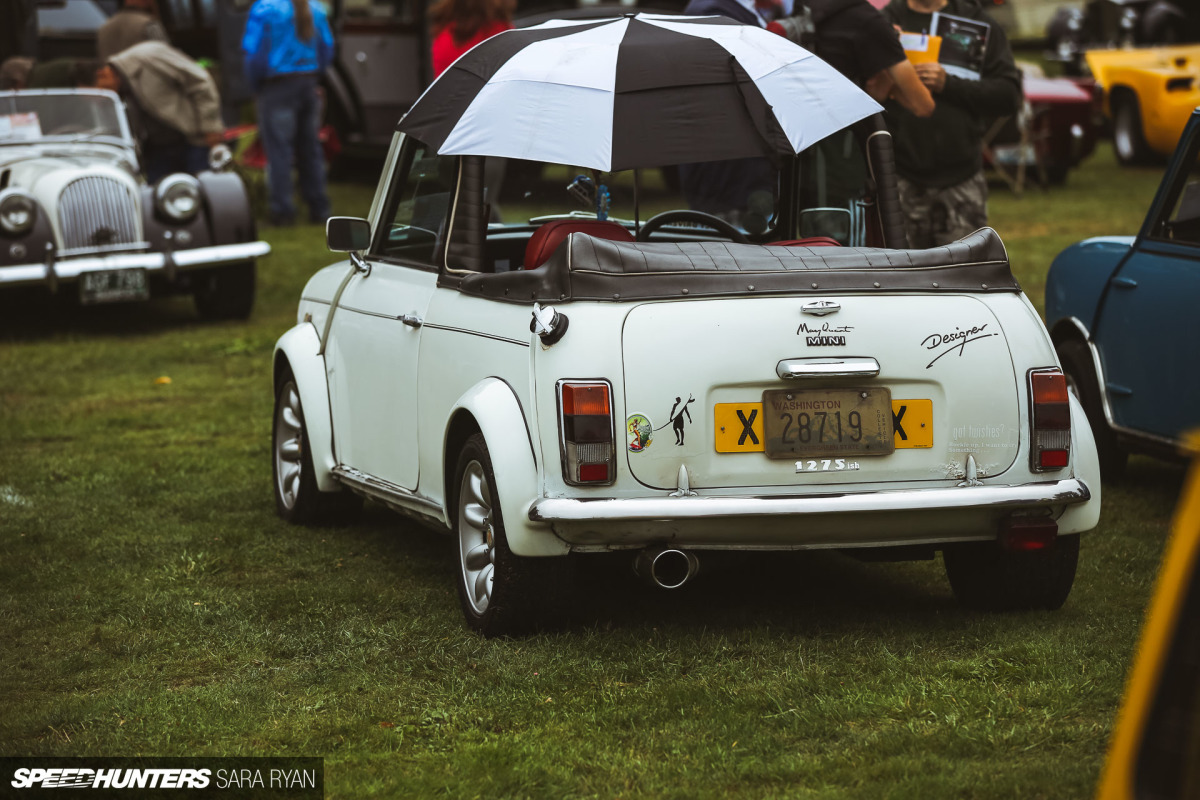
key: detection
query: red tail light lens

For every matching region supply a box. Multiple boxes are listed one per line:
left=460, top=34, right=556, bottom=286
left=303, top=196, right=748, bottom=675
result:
left=1030, top=369, right=1070, bottom=472
left=559, top=381, right=615, bottom=486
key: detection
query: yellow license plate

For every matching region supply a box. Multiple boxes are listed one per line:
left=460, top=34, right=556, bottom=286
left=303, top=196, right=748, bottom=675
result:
left=715, top=398, right=933, bottom=453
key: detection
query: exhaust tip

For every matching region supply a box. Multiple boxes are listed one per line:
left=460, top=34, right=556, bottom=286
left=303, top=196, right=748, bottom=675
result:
left=634, top=548, right=699, bottom=589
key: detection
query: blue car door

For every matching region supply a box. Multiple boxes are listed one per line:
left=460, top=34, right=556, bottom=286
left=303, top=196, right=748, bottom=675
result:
left=1094, top=120, right=1200, bottom=441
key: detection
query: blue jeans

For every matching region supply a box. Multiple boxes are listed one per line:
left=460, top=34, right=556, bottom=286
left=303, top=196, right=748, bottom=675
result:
left=256, top=74, right=330, bottom=224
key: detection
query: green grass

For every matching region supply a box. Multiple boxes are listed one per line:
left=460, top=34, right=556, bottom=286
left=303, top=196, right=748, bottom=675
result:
left=0, top=143, right=1184, bottom=798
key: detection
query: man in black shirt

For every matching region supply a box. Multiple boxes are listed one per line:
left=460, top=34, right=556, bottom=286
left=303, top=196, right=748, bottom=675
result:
left=770, top=0, right=933, bottom=116
left=882, top=0, right=1022, bottom=247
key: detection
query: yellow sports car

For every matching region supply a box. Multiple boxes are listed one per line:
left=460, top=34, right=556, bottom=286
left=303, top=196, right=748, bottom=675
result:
left=1086, top=45, right=1200, bottom=165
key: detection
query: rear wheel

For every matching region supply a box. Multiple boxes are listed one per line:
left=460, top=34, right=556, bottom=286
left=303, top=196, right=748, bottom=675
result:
left=273, top=371, right=361, bottom=524
left=454, top=433, right=565, bottom=637
left=944, top=534, right=1080, bottom=611
left=1112, top=93, right=1154, bottom=166
left=1058, top=338, right=1127, bottom=480
left=194, top=262, right=256, bottom=321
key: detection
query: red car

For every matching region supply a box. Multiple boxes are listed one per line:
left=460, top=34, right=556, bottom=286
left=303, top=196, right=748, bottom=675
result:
left=988, top=71, right=1101, bottom=187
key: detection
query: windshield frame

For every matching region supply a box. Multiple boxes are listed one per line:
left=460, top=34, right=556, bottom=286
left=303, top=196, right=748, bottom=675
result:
left=0, top=89, right=136, bottom=148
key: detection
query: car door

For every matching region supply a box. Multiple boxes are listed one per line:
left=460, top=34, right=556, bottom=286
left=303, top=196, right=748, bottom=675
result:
left=1094, top=120, right=1200, bottom=440
left=325, top=139, right=455, bottom=489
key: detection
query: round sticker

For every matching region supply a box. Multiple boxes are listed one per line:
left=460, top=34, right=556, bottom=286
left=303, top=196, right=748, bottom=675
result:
left=626, top=413, right=653, bottom=452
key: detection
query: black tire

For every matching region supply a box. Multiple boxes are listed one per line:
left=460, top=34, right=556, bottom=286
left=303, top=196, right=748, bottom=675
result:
left=452, top=433, right=566, bottom=637
left=944, top=534, right=1080, bottom=611
left=272, top=370, right=362, bottom=524
left=194, top=262, right=256, bottom=321
left=1058, top=338, right=1127, bottom=480
left=1112, top=92, right=1155, bottom=167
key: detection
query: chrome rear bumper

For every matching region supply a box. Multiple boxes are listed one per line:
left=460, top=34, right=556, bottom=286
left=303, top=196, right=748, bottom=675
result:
left=0, top=241, right=270, bottom=288
left=529, top=479, right=1091, bottom=523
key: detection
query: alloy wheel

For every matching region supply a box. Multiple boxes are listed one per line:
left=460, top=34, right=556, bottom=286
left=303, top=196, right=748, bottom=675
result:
left=274, top=382, right=305, bottom=512
left=458, top=460, right=495, bottom=616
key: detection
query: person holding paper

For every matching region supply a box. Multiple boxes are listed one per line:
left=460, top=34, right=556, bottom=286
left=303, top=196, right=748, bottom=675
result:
left=882, top=0, right=1021, bottom=248
left=768, top=0, right=934, bottom=118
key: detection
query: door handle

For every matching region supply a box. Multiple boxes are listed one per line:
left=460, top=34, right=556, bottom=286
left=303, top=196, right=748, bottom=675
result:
left=1111, top=276, right=1137, bottom=289
left=400, top=314, right=422, bottom=328
left=777, top=357, right=880, bottom=379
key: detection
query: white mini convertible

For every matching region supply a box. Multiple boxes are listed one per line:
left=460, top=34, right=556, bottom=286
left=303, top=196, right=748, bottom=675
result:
left=272, top=16, right=1101, bottom=636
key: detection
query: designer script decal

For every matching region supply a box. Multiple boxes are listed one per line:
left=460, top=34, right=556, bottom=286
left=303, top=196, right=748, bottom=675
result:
left=921, top=323, right=998, bottom=369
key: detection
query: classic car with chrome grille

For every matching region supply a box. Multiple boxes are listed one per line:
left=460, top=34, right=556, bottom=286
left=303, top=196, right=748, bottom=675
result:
left=0, top=89, right=268, bottom=318
left=272, top=14, right=1102, bottom=636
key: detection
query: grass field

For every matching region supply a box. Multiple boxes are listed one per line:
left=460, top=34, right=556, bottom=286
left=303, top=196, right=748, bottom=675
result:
left=0, top=144, right=1186, bottom=798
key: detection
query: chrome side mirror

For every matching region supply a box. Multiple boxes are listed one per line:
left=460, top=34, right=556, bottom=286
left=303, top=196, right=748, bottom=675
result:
left=327, top=216, right=372, bottom=276
left=326, top=216, right=371, bottom=253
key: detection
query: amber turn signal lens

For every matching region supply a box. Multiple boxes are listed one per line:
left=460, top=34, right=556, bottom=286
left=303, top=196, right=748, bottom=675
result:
left=561, top=383, right=611, bottom=416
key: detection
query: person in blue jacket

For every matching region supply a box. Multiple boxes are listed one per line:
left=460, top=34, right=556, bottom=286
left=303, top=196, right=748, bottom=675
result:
left=242, top=0, right=334, bottom=226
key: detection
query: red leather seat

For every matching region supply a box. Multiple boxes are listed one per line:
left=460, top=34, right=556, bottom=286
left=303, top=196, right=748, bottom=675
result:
left=767, top=237, right=843, bottom=247
left=524, top=220, right=635, bottom=269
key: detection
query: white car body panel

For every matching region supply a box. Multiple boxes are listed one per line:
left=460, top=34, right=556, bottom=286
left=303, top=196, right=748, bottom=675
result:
left=620, top=294, right=1019, bottom=489
left=325, top=264, right=438, bottom=488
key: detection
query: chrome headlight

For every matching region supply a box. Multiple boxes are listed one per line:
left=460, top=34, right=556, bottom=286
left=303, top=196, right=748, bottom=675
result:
left=0, top=190, right=37, bottom=236
left=155, top=174, right=202, bottom=222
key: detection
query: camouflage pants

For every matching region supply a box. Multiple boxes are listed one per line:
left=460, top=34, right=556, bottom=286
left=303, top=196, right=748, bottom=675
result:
left=897, top=171, right=989, bottom=249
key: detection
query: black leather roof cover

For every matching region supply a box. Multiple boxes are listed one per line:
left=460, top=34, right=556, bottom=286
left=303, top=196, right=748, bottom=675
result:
left=455, top=227, right=1019, bottom=304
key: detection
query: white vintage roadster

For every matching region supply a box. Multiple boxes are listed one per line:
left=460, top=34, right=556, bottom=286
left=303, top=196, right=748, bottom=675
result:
left=0, top=89, right=267, bottom=318
left=272, top=16, right=1100, bottom=636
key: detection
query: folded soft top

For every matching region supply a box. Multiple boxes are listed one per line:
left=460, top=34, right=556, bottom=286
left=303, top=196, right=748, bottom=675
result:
left=455, top=227, right=1019, bottom=304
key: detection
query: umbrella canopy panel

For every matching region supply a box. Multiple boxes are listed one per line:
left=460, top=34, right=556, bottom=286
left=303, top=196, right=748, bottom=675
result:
left=398, top=14, right=882, bottom=172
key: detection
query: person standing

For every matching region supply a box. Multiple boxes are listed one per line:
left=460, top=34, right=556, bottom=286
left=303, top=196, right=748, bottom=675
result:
left=881, top=0, right=1021, bottom=248
left=769, top=0, right=934, bottom=117
left=1, top=0, right=37, bottom=65
left=94, top=42, right=224, bottom=182
left=429, top=0, right=514, bottom=78
left=97, top=0, right=170, bottom=61
left=242, top=0, right=334, bottom=227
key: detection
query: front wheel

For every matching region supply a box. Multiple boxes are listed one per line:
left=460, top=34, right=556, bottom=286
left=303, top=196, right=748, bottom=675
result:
left=944, top=534, right=1080, bottom=611
left=454, top=433, right=564, bottom=637
left=194, top=262, right=256, bottom=321
left=273, top=372, right=360, bottom=524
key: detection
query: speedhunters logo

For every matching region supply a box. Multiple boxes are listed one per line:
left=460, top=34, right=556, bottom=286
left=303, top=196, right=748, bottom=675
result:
left=2, top=758, right=322, bottom=797
left=12, top=768, right=210, bottom=789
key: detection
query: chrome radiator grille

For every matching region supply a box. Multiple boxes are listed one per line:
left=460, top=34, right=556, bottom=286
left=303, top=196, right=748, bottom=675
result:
left=58, top=176, right=140, bottom=251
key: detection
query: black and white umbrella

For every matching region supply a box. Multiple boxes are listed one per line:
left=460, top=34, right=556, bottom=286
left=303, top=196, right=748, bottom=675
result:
left=398, top=13, right=881, bottom=171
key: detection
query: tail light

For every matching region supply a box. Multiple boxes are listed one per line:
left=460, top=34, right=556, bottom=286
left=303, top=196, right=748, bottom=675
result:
left=1030, top=369, right=1070, bottom=472
left=558, top=381, right=615, bottom=485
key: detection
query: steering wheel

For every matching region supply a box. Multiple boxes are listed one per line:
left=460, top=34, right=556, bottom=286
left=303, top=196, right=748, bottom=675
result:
left=636, top=210, right=749, bottom=244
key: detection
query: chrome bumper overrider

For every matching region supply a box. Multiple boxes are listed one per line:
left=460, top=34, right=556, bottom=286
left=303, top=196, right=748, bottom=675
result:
left=528, top=479, right=1091, bottom=523
left=0, top=241, right=271, bottom=287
